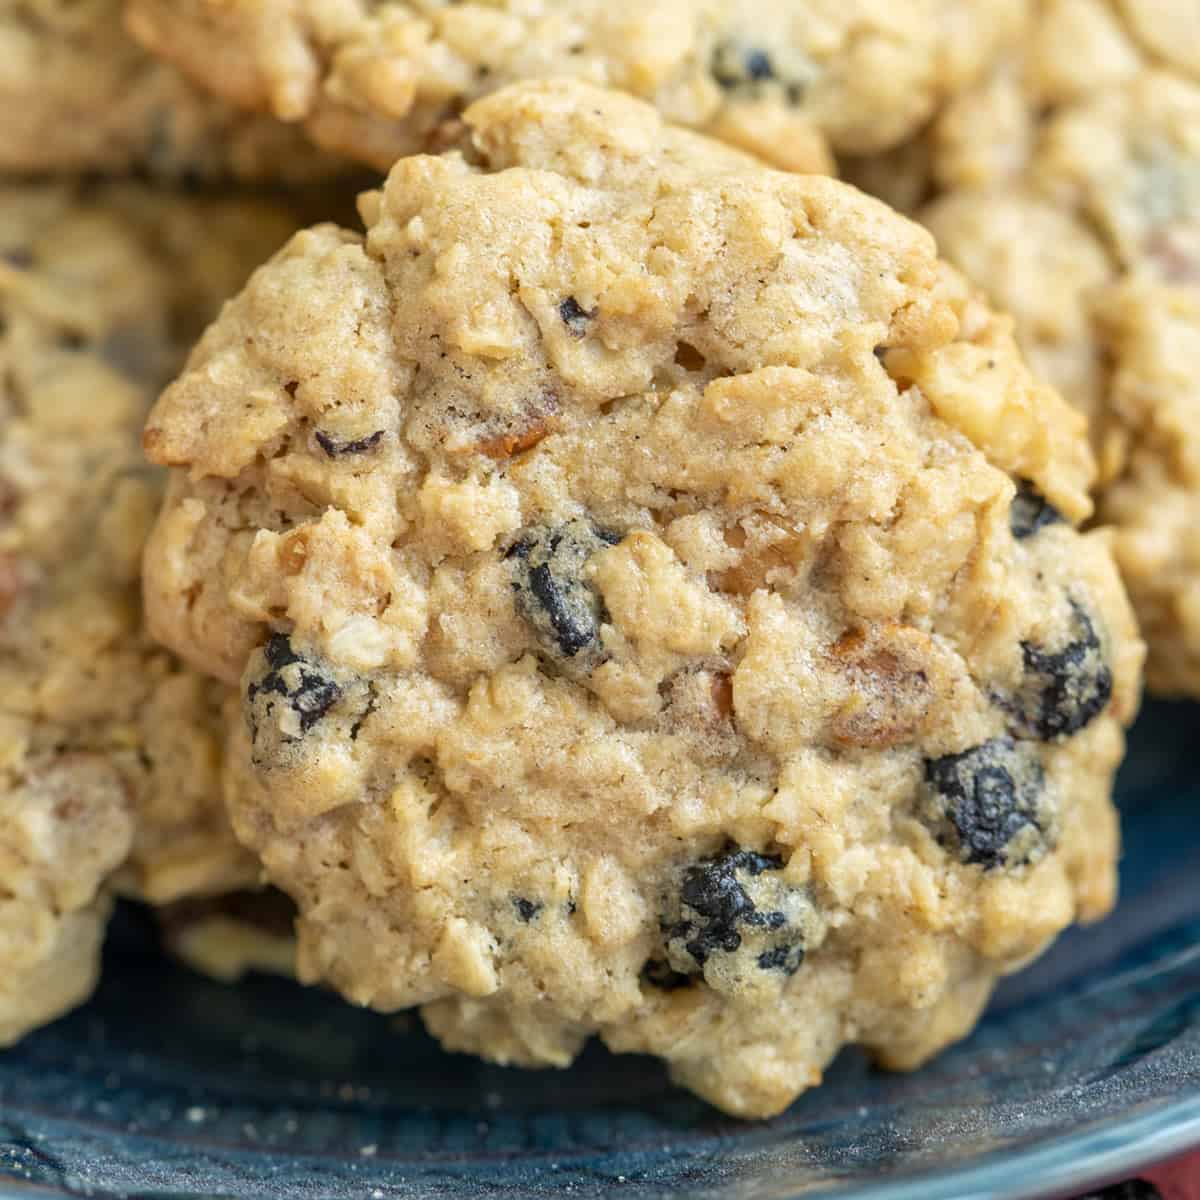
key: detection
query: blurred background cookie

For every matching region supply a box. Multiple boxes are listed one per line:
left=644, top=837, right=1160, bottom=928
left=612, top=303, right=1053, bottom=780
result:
left=0, top=182, right=297, bottom=1043
left=844, top=0, right=1200, bottom=696
left=124, top=0, right=1028, bottom=175
left=0, top=0, right=347, bottom=179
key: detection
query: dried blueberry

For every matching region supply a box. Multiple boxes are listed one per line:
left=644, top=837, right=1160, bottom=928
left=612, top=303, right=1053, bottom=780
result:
left=507, top=519, right=620, bottom=661
left=756, top=944, right=805, bottom=973
left=711, top=40, right=810, bottom=105
left=712, top=41, right=776, bottom=89
left=1008, top=600, right=1112, bottom=741
left=743, top=48, right=775, bottom=81
left=558, top=297, right=595, bottom=338
left=664, top=846, right=810, bottom=994
left=315, top=430, right=385, bottom=457
left=920, top=737, right=1055, bottom=869
left=674, top=849, right=779, bottom=965
left=512, top=897, right=542, bottom=923
left=246, top=633, right=342, bottom=741
left=1010, top=480, right=1064, bottom=540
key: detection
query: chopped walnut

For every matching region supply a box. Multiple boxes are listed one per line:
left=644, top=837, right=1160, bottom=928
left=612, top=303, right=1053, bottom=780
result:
left=829, top=622, right=939, bottom=748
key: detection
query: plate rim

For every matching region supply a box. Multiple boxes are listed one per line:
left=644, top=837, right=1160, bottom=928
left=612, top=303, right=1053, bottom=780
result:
left=0, top=1092, right=1196, bottom=1200
left=782, top=1092, right=1200, bottom=1200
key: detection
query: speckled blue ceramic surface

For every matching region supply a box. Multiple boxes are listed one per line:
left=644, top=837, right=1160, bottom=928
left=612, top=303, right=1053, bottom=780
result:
left=0, top=699, right=1197, bottom=1200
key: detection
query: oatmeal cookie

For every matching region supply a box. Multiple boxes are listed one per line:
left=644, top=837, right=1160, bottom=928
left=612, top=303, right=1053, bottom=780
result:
left=845, top=0, right=1200, bottom=693
left=143, top=81, right=1141, bottom=1117
left=124, top=0, right=1026, bottom=174
left=922, top=66, right=1199, bottom=431
left=846, top=0, right=1197, bottom=205
left=0, top=183, right=292, bottom=1044
left=1089, top=282, right=1200, bottom=695
left=0, top=0, right=344, bottom=179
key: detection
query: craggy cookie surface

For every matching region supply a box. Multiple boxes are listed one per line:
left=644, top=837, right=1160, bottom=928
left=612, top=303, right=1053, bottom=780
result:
left=144, top=81, right=1142, bottom=1118
left=125, top=0, right=1027, bottom=173
left=0, top=184, right=292, bottom=1044
left=844, top=0, right=1200, bottom=695
left=0, top=0, right=343, bottom=178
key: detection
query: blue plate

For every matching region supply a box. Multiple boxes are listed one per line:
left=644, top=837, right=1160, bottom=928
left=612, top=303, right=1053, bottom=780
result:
left=1, top=700, right=1197, bottom=1200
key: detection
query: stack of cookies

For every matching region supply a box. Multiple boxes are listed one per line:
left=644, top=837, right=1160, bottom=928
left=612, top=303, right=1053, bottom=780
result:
left=8, top=0, right=1195, bottom=1119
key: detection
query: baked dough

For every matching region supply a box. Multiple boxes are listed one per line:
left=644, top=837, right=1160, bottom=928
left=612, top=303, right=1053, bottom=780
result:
left=125, top=0, right=1027, bottom=173
left=0, top=184, right=292, bottom=1043
left=0, top=0, right=344, bottom=178
left=143, top=81, right=1142, bottom=1117
left=844, top=0, right=1200, bottom=694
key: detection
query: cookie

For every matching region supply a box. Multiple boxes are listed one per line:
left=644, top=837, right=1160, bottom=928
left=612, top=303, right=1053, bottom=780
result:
left=142, top=81, right=1141, bottom=1118
left=844, top=0, right=1200, bottom=694
left=845, top=0, right=1198, bottom=202
left=124, top=0, right=1027, bottom=174
left=1089, top=281, right=1200, bottom=695
left=158, top=889, right=297, bottom=982
left=0, top=0, right=344, bottom=179
left=919, top=188, right=1113, bottom=427
left=1112, top=0, right=1200, bottom=81
left=0, top=183, right=293, bottom=1044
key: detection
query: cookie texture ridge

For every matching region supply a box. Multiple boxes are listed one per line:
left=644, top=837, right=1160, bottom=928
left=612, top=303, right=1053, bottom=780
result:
left=844, top=0, right=1200, bottom=695
left=0, top=0, right=345, bottom=178
left=143, top=81, right=1142, bottom=1118
left=0, top=183, right=293, bottom=1043
left=125, top=0, right=1027, bottom=174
